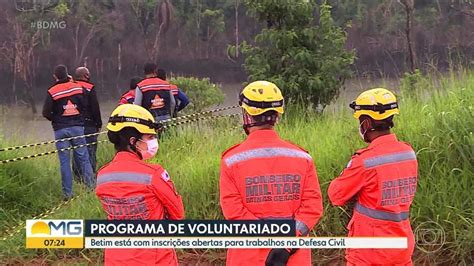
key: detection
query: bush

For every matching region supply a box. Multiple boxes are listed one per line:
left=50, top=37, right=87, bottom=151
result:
left=169, top=77, right=225, bottom=113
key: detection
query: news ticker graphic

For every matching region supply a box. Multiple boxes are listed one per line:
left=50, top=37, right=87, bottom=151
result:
left=84, top=237, right=407, bottom=249
left=26, top=220, right=407, bottom=249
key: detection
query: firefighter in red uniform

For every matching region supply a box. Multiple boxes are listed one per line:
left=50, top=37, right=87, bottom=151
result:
left=220, top=81, right=323, bottom=266
left=96, top=104, right=184, bottom=265
left=133, top=63, right=176, bottom=122
left=328, top=88, right=418, bottom=265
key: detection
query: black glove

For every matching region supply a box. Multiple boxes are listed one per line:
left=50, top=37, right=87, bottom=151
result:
left=265, top=248, right=292, bottom=266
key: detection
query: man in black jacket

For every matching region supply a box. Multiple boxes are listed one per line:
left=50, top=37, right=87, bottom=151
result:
left=42, top=65, right=95, bottom=199
left=73, top=67, right=102, bottom=173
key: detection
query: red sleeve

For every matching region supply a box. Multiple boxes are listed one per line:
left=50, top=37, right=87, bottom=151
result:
left=294, top=160, right=323, bottom=235
left=150, top=169, right=185, bottom=220
left=328, top=155, right=365, bottom=206
left=219, top=160, right=258, bottom=220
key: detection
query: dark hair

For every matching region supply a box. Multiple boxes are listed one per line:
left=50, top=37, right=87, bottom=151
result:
left=144, top=63, right=157, bottom=75
left=107, top=127, right=142, bottom=152
left=359, top=115, right=394, bottom=131
left=253, top=110, right=278, bottom=126
left=54, top=65, right=68, bottom=80
left=130, top=77, right=142, bottom=90
left=156, top=69, right=166, bottom=80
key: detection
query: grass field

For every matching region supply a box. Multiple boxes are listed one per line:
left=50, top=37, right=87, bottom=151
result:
left=0, top=70, right=473, bottom=264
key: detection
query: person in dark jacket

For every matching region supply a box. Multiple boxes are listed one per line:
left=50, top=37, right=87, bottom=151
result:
left=73, top=67, right=102, bottom=173
left=42, top=65, right=94, bottom=199
left=133, top=63, right=176, bottom=122
left=156, top=69, right=190, bottom=116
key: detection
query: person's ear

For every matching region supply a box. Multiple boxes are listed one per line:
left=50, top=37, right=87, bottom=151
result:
left=129, top=137, right=137, bottom=146
left=53, top=74, right=58, bottom=81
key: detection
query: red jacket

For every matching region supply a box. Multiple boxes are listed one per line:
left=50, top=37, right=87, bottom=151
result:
left=96, top=151, right=185, bottom=266
left=328, top=134, right=418, bottom=265
left=220, top=129, right=323, bottom=266
left=119, top=90, right=135, bottom=105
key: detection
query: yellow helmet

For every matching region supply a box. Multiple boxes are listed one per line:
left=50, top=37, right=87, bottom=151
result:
left=239, top=81, right=284, bottom=116
left=350, top=88, right=399, bottom=120
left=107, top=104, right=159, bottom=134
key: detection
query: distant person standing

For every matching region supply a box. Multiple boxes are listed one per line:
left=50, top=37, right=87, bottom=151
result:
left=42, top=65, right=94, bottom=199
left=119, top=77, right=142, bottom=105
left=156, top=69, right=190, bottom=116
left=73, top=67, right=102, bottom=172
left=134, top=63, right=175, bottom=122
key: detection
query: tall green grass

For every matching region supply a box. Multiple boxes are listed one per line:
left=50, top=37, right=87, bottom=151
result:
left=0, top=71, right=472, bottom=264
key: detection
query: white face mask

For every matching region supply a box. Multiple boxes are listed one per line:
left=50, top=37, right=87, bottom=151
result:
left=137, top=138, right=159, bottom=160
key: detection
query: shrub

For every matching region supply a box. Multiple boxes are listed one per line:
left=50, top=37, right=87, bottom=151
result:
left=169, top=77, right=225, bottom=113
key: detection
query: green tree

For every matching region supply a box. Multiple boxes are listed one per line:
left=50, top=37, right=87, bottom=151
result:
left=240, top=0, right=354, bottom=108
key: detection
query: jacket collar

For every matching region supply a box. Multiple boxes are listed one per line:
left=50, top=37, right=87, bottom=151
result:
left=247, top=128, right=280, bottom=141
left=113, top=151, right=142, bottom=161
left=76, top=79, right=93, bottom=85
left=369, top=133, right=398, bottom=148
left=55, top=79, right=69, bottom=85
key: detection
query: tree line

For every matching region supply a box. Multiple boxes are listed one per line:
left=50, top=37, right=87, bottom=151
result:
left=0, top=0, right=472, bottom=111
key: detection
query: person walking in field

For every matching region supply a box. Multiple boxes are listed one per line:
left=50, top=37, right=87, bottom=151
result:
left=42, top=65, right=94, bottom=199
left=96, top=104, right=184, bottom=265
left=219, top=81, right=323, bottom=266
left=133, top=63, right=176, bottom=122
left=328, top=88, right=418, bottom=265
left=73, top=67, right=102, bottom=173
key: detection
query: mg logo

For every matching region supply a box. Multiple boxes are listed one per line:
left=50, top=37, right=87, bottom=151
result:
left=27, top=220, right=83, bottom=237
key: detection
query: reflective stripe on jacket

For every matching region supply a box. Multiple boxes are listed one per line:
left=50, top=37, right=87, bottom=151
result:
left=46, top=80, right=86, bottom=130
left=328, top=134, right=418, bottom=265
left=220, top=129, right=323, bottom=266
left=136, top=77, right=173, bottom=117
left=96, top=151, right=184, bottom=265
